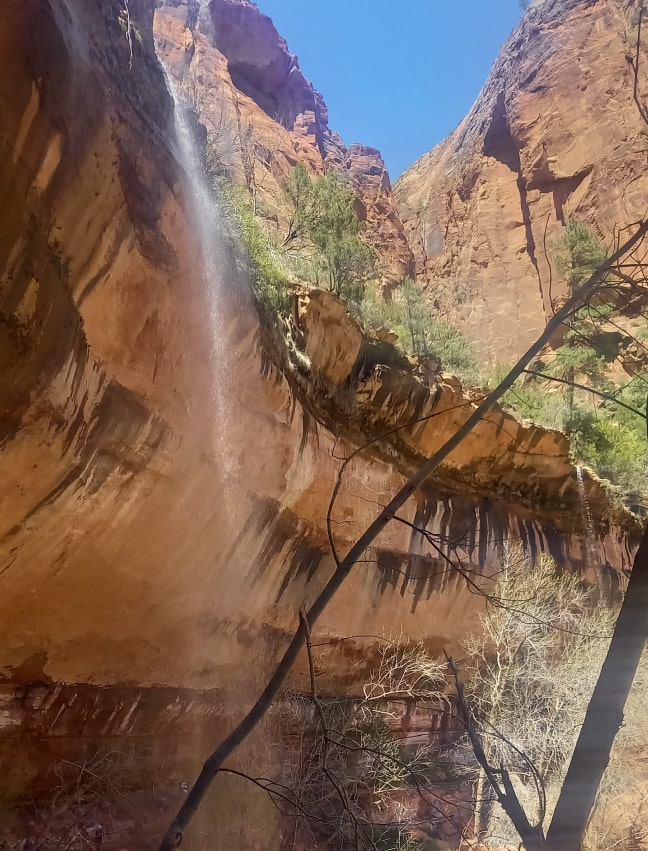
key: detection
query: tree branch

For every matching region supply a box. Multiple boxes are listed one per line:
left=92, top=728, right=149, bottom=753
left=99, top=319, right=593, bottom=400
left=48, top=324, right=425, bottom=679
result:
left=545, top=525, right=648, bottom=851
left=445, top=653, right=546, bottom=851
left=157, top=221, right=648, bottom=850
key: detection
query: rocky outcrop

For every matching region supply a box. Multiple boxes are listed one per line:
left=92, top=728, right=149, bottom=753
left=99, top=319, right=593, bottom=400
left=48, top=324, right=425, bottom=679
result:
left=293, top=289, right=634, bottom=546
left=395, top=0, right=648, bottom=361
left=345, top=144, right=416, bottom=286
left=153, top=0, right=415, bottom=284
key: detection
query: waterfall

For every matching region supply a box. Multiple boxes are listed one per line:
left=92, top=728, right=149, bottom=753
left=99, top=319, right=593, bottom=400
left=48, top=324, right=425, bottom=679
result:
left=576, top=465, right=597, bottom=567
left=164, top=69, right=237, bottom=481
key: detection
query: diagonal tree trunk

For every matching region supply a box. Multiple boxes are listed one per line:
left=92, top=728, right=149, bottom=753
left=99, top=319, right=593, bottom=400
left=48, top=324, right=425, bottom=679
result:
left=158, top=222, right=648, bottom=851
left=545, top=525, right=648, bottom=851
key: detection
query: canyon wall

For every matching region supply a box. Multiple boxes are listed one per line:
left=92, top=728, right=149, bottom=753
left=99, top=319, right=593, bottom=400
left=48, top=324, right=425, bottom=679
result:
left=153, top=0, right=415, bottom=284
left=0, top=0, right=634, bottom=687
left=395, top=0, right=648, bottom=362
left=0, top=0, right=641, bottom=846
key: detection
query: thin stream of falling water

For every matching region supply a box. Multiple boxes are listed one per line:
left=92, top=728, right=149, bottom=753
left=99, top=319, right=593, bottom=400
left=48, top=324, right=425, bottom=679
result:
left=576, top=464, right=597, bottom=567
left=164, top=69, right=237, bottom=483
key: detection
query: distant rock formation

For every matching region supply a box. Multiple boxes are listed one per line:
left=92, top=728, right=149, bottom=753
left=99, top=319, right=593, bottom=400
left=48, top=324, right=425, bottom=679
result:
left=395, top=0, right=648, bottom=362
left=154, top=0, right=415, bottom=283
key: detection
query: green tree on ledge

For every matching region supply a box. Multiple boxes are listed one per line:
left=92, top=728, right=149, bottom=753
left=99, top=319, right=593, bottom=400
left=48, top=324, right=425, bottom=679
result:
left=550, top=219, right=608, bottom=432
left=283, top=165, right=376, bottom=299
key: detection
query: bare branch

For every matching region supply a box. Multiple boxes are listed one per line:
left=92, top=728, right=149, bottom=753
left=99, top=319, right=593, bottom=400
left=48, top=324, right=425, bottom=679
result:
left=158, top=223, right=648, bottom=850
left=446, top=653, right=545, bottom=851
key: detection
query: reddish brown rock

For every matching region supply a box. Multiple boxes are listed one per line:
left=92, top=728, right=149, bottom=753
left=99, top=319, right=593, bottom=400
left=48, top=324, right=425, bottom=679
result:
left=395, top=0, right=648, bottom=362
left=153, top=0, right=414, bottom=283
left=1, top=0, right=634, bottom=692
left=205, top=0, right=332, bottom=145
left=345, top=144, right=415, bottom=286
left=0, top=2, right=641, bottom=846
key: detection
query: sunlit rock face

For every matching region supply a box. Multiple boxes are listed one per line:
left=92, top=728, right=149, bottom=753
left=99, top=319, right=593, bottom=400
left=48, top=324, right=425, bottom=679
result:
left=0, top=0, right=640, bottom=839
left=395, top=0, right=648, bottom=362
left=153, top=0, right=415, bottom=284
left=204, top=0, right=333, bottom=145
left=0, top=0, right=638, bottom=689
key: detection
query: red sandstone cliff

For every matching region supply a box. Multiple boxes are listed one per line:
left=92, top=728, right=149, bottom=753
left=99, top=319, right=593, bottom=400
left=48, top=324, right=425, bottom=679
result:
left=153, top=0, right=415, bottom=284
left=0, top=0, right=641, bottom=847
left=395, top=0, right=648, bottom=362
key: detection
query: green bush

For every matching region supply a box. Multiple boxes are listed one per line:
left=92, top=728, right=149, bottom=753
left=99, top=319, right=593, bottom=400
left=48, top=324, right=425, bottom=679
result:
left=282, top=166, right=377, bottom=297
left=349, top=279, right=479, bottom=382
left=216, top=178, right=291, bottom=315
left=482, top=220, right=647, bottom=502
left=554, top=218, right=606, bottom=290
left=347, top=285, right=400, bottom=331
left=320, top=232, right=376, bottom=301
left=421, top=318, right=479, bottom=380
left=487, top=365, right=648, bottom=502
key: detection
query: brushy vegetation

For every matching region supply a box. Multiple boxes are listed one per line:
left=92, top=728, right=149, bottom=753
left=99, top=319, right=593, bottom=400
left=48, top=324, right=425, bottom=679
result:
left=350, top=280, right=479, bottom=381
left=489, top=220, right=648, bottom=505
left=282, top=164, right=377, bottom=299
left=213, top=174, right=292, bottom=314
left=491, top=370, right=648, bottom=504
left=464, top=543, right=617, bottom=848
left=280, top=642, right=451, bottom=851
left=210, top=139, right=648, bottom=503
left=212, top=151, right=480, bottom=381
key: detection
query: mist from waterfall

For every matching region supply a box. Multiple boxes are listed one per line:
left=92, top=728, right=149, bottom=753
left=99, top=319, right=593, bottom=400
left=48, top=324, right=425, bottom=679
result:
left=164, top=69, right=237, bottom=482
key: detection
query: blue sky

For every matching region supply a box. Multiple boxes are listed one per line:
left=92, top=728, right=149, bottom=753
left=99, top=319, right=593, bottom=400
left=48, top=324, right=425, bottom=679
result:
left=254, top=1, right=523, bottom=179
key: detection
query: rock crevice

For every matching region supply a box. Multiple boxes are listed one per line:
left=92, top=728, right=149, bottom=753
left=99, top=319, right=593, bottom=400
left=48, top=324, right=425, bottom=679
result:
left=396, top=0, right=648, bottom=360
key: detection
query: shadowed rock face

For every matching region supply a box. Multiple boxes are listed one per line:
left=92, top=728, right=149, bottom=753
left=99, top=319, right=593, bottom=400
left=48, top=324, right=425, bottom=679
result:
left=205, top=0, right=329, bottom=134
left=395, top=0, right=648, bottom=361
left=0, top=0, right=641, bottom=839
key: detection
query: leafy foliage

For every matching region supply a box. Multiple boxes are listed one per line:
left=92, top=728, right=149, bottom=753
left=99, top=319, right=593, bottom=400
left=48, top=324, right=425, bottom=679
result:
left=548, top=220, right=611, bottom=408
left=283, top=166, right=377, bottom=298
left=351, top=280, right=479, bottom=382
left=282, top=163, right=322, bottom=247
left=318, top=231, right=377, bottom=301
left=555, top=219, right=606, bottom=290
left=490, top=368, right=648, bottom=502
left=216, top=177, right=292, bottom=315
left=489, top=220, right=648, bottom=503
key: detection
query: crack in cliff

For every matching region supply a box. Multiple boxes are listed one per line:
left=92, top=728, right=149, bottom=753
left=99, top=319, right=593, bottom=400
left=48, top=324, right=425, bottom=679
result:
left=517, top=172, right=546, bottom=315
left=483, top=93, right=546, bottom=316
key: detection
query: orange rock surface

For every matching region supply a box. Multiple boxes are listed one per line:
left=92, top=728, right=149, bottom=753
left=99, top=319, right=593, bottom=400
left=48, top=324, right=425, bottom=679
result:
left=154, top=0, right=414, bottom=284
left=0, top=1, right=641, bottom=841
left=395, top=0, right=648, bottom=362
left=0, top=0, right=635, bottom=717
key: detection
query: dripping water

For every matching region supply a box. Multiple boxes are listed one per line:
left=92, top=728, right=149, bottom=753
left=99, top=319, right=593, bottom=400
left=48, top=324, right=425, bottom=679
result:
left=164, top=69, right=237, bottom=482
left=576, top=464, right=597, bottom=567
